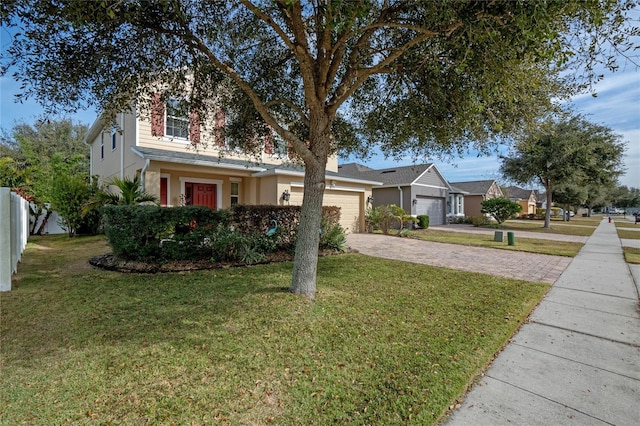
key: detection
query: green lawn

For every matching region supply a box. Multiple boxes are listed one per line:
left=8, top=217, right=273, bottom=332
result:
left=493, top=220, right=596, bottom=237
left=1, top=235, right=549, bottom=425
left=623, top=247, right=640, bottom=264
left=408, top=229, right=583, bottom=257
left=617, top=229, right=640, bottom=240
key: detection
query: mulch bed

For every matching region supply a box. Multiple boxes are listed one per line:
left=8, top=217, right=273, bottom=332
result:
left=89, top=249, right=350, bottom=273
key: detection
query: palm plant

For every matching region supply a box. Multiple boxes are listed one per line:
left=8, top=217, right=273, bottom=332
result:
left=83, top=175, right=158, bottom=216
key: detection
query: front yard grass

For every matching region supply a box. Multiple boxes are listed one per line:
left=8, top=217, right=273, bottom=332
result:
left=494, top=220, right=596, bottom=237
left=618, top=230, right=640, bottom=240
left=408, top=229, right=583, bottom=257
left=1, top=235, right=549, bottom=425
left=623, top=247, right=640, bottom=264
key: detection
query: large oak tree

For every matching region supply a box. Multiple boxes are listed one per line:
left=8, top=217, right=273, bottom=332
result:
left=500, top=114, right=626, bottom=228
left=2, top=1, right=637, bottom=299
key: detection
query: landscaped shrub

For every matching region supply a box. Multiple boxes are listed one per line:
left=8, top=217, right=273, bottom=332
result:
left=480, top=197, right=522, bottom=224
left=417, top=215, right=430, bottom=229
left=367, top=205, right=393, bottom=234
left=319, top=218, right=347, bottom=252
left=102, top=204, right=344, bottom=262
left=102, top=205, right=229, bottom=260
left=470, top=216, right=491, bottom=227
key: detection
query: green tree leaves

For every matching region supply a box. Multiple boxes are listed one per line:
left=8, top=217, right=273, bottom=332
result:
left=481, top=198, right=523, bottom=224
left=500, top=114, right=626, bottom=227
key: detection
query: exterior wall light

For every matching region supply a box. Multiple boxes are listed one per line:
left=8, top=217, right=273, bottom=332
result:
left=282, top=189, right=290, bottom=202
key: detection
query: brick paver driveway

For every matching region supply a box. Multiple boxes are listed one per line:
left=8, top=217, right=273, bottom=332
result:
left=346, top=233, right=572, bottom=284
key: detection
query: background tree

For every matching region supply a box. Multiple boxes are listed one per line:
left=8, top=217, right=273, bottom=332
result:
left=553, top=183, right=588, bottom=221
left=0, top=119, right=90, bottom=234
left=3, top=1, right=637, bottom=299
left=501, top=114, right=625, bottom=228
left=612, top=185, right=640, bottom=216
left=480, top=198, right=522, bottom=224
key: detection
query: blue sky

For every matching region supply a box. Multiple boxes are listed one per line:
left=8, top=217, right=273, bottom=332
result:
left=1, top=53, right=638, bottom=189
left=343, top=66, right=640, bottom=189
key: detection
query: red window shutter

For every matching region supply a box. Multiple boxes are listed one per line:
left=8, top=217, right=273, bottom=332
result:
left=214, top=108, right=225, bottom=146
left=151, top=93, right=165, bottom=137
left=189, top=109, right=201, bottom=143
left=264, top=128, right=274, bottom=154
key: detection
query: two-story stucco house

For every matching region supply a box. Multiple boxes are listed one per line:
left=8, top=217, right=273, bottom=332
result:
left=84, top=97, right=380, bottom=232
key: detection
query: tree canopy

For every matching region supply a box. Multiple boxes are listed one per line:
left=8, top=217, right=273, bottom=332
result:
left=0, top=119, right=90, bottom=234
left=2, top=1, right=638, bottom=299
left=500, top=114, right=626, bottom=228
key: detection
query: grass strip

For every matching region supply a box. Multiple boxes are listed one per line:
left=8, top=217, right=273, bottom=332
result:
left=623, top=247, right=640, bottom=264
left=408, top=229, right=582, bottom=257
left=617, top=229, right=640, bottom=240
left=490, top=221, right=595, bottom=236
left=1, top=235, right=549, bottom=425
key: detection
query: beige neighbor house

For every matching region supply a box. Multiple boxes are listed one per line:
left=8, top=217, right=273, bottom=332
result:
left=448, top=179, right=503, bottom=218
left=85, top=98, right=380, bottom=233
left=502, top=186, right=537, bottom=217
left=339, top=163, right=454, bottom=226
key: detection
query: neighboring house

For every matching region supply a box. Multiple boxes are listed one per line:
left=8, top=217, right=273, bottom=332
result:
left=448, top=180, right=503, bottom=217
left=338, top=163, right=452, bottom=226
left=502, top=186, right=537, bottom=217
left=84, top=97, right=380, bottom=233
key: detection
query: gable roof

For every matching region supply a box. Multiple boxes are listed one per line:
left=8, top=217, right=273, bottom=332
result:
left=502, top=185, right=535, bottom=201
left=338, top=162, right=443, bottom=187
left=448, top=179, right=498, bottom=195
left=338, top=163, right=375, bottom=175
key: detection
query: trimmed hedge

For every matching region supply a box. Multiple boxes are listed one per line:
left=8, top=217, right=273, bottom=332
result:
left=417, top=215, right=429, bottom=229
left=101, top=204, right=343, bottom=261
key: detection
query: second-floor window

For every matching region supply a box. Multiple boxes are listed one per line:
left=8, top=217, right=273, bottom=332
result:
left=151, top=93, right=199, bottom=143
left=111, top=125, right=117, bottom=150
left=165, top=98, right=189, bottom=139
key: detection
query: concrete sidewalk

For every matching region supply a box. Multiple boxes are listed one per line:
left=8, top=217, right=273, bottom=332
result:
left=446, top=219, right=640, bottom=425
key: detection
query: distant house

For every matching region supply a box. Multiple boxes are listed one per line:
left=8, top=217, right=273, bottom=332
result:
left=448, top=180, right=503, bottom=217
left=502, top=186, right=537, bottom=217
left=84, top=95, right=380, bottom=232
left=339, top=163, right=452, bottom=225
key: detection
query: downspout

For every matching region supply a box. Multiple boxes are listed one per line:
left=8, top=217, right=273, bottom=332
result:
left=397, top=186, right=403, bottom=211
left=140, top=159, right=150, bottom=193
left=120, top=113, right=125, bottom=179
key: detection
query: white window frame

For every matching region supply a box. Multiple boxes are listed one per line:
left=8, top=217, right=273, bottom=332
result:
left=165, top=98, right=190, bottom=140
left=111, top=125, right=117, bottom=151
left=230, top=178, right=241, bottom=206
left=100, top=133, right=105, bottom=160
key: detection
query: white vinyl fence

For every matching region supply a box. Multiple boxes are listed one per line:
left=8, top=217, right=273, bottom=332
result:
left=1, top=187, right=30, bottom=292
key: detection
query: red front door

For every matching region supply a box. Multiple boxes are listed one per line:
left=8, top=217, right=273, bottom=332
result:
left=185, top=182, right=216, bottom=209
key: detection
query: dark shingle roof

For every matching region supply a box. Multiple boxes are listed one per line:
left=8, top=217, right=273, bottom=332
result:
left=448, top=180, right=497, bottom=195
left=338, top=163, right=432, bottom=186
left=338, top=163, right=375, bottom=175
left=502, top=185, right=535, bottom=200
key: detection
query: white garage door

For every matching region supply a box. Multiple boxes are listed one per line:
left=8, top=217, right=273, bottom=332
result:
left=415, top=197, right=445, bottom=226
left=290, top=188, right=362, bottom=232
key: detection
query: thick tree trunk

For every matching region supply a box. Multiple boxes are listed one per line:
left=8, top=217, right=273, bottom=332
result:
left=290, top=163, right=326, bottom=300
